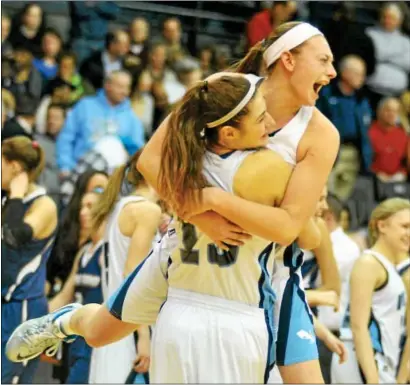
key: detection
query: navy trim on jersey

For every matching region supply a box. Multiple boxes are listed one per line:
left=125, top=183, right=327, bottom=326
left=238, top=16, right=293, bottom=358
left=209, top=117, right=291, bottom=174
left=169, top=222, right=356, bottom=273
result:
left=268, top=128, right=282, bottom=137
left=398, top=262, right=410, bottom=277
left=257, top=243, right=275, bottom=383
left=219, top=150, right=236, bottom=159
left=107, top=252, right=152, bottom=320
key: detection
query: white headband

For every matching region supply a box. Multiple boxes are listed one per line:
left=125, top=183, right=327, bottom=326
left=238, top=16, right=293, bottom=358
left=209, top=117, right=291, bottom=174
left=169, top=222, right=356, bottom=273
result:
left=205, top=74, right=263, bottom=129
left=263, top=23, right=323, bottom=68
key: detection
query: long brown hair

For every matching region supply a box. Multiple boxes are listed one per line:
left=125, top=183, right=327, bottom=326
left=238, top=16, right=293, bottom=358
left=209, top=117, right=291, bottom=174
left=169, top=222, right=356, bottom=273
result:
left=368, top=198, right=410, bottom=246
left=159, top=75, right=260, bottom=211
left=91, top=149, right=146, bottom=233
left=2, top=136, right=45, bottom=182
left=232, top=21, right=305, bottom=75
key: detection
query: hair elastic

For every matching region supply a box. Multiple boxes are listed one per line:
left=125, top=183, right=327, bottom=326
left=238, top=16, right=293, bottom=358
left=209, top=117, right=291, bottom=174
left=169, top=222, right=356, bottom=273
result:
left=263, top=23, right=323, bottom=68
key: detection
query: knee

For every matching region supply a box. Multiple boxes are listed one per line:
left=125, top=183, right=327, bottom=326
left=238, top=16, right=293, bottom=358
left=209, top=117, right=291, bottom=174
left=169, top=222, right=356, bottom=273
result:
left=84, top=329, right=105, bottom=348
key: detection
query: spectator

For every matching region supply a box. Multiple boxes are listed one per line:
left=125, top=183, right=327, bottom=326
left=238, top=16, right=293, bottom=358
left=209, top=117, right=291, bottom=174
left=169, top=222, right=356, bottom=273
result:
left=369, top=97, right=409, bottom=182
left=129, top=17, right=150, bottom=67
left=130, top=68, right=155, bottom=138
left=317, top=55, right=373, bottom=199
left=322, top=2, right=376, bottom=77
left=9, top=3, right=46, bottom=57
left=2, top=94, right=37, bottom=141
left=3, top=45, right=43, bottom=104
left=1, top=88, right=16, bottom=122
left=80, top=30, right=131, bottom=91
left=246, top=1, right=297, bottom=48
left=35, top=104, right=67, bottom=203
left=214, top=44, right=232, bottom=71
left=365, top=3, right=410, bottom=109
left=147, top=41, right=177, bottom=83
left=2, top=14, right=13, bottom=58
left=56, top=70, right=144, bottom=174
left=45, top=51, right=93, bottom=104
left=69, top=1, right=120, bottom=65
left=35, top=78, right=74, bottom=134
left=198, top=45, right=216, bottom=78
left=174, top=58, right=202, bottom=89
left=162, top=17, right=189, bottom=68
left=32, top=28, right=63, bottom=82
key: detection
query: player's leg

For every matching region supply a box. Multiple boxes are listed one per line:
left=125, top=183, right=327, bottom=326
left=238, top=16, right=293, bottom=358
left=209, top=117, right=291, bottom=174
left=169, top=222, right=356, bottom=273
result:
left=6, top=249, right=169, bottom=362
left=276, top=271, right=324, bottom=384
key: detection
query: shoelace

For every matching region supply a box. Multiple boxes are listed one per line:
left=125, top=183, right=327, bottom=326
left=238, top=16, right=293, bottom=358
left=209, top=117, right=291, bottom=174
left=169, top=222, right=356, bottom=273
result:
left=20, top=317, right=60, bottom=357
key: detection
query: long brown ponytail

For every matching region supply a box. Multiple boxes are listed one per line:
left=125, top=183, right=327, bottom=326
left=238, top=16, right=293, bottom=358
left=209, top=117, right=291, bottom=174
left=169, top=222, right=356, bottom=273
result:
left=91, top=149, right=145, bottom=233
left=232, top=21, right=304, bottom=75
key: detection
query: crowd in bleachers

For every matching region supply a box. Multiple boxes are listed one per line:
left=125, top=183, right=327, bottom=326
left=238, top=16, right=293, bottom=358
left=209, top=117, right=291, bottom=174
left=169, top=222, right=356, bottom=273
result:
left=1, top=1, right=410, bottom=384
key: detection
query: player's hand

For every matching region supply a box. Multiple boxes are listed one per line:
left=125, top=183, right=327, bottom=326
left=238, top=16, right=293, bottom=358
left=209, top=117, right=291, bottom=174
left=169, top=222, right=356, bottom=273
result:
left=9, top=172, right=29, bottom=199
left=190, top=211, right=251, bottom=250
left=176, top=187, right=221, bottom=220
left=158, top=213, right=171, bottom=236
left=134, top=328, right=150, bottom=373
left=324, top=290, right=340, bottom=312
left=323, top=331, right=347, bottom=364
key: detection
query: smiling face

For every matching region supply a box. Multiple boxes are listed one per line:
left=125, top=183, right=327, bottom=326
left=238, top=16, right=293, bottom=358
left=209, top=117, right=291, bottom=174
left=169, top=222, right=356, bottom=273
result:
left=218, top=88, right=269, bottom=151
left=377, top=209, right=410, bottom=255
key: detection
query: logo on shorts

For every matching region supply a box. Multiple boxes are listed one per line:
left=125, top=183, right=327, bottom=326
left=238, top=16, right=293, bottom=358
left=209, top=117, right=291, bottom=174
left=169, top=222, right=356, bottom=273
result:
left=297, top=329, right=315, bottom=344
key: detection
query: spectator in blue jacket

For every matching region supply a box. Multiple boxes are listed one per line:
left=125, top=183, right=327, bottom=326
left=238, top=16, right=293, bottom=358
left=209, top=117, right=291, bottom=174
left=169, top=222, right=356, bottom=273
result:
left=56, top=70, right=144, bottom=176
left=317, top=55, right=373, bottom=173
left=69, top=1, right=120, bottom=65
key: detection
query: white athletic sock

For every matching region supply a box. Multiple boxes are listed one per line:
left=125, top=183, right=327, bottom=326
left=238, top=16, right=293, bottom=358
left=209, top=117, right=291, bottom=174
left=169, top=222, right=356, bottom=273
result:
left=54, top=308, right=79, bottom=337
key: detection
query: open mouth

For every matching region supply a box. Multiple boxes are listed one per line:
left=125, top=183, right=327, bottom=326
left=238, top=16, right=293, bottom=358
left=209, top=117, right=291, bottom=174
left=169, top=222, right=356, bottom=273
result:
left=313, top=83, right=323, bottom=94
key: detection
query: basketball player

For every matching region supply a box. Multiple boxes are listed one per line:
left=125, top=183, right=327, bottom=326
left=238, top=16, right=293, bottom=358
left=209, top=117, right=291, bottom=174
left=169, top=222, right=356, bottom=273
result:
left=2, top=136, right=58, bottom=384
left=332, top=198, right=410, bottom=383
left=397, top=251, right=410, bottom=383
left=137, top=22, right=339, bottom=383
left=6, top=73, right=320, bottom=383
left=87, top=149, right=161, bottom=384
left=48, top=190, right=105, bottom=384
left=301, top=186, right=341, bottom=311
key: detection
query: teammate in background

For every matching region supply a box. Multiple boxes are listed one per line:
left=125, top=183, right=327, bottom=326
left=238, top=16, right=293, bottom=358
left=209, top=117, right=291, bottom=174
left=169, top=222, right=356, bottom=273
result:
left=316, top=193, right=361, bottom=383
left=48, top=189, right=105, bottom=384
left=301, top=186, right=341, bottom=311
left=137, top=21, right=339, bottom=383
left=332, top=198, right=410, bottom=383
left=2, top=136, right=58, bottom=383
left=88, top=150, right=161, bottom=384
left=396, top=252, right=410, bottom=384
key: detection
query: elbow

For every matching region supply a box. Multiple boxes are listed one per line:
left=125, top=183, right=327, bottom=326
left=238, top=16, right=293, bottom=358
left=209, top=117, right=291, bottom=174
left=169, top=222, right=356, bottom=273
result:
left=350, top=320, right=367, bottom=336
left=298, top=236, right=320, bottom=250
left=276, top=229, right=299, bottom=247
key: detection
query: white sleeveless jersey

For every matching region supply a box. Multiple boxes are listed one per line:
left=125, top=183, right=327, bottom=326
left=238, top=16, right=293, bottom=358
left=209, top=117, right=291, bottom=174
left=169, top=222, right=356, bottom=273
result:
left=92, top=195, right=148, bottom=384
left=101, top=195, right=146, bottom=299
left=267, top=106, right=314, bottom=166
left=266, top=106, right=314, bottom=326
left=341, top=250, right=407, bottom=373
left=166, top=150, right=276, bottom=307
